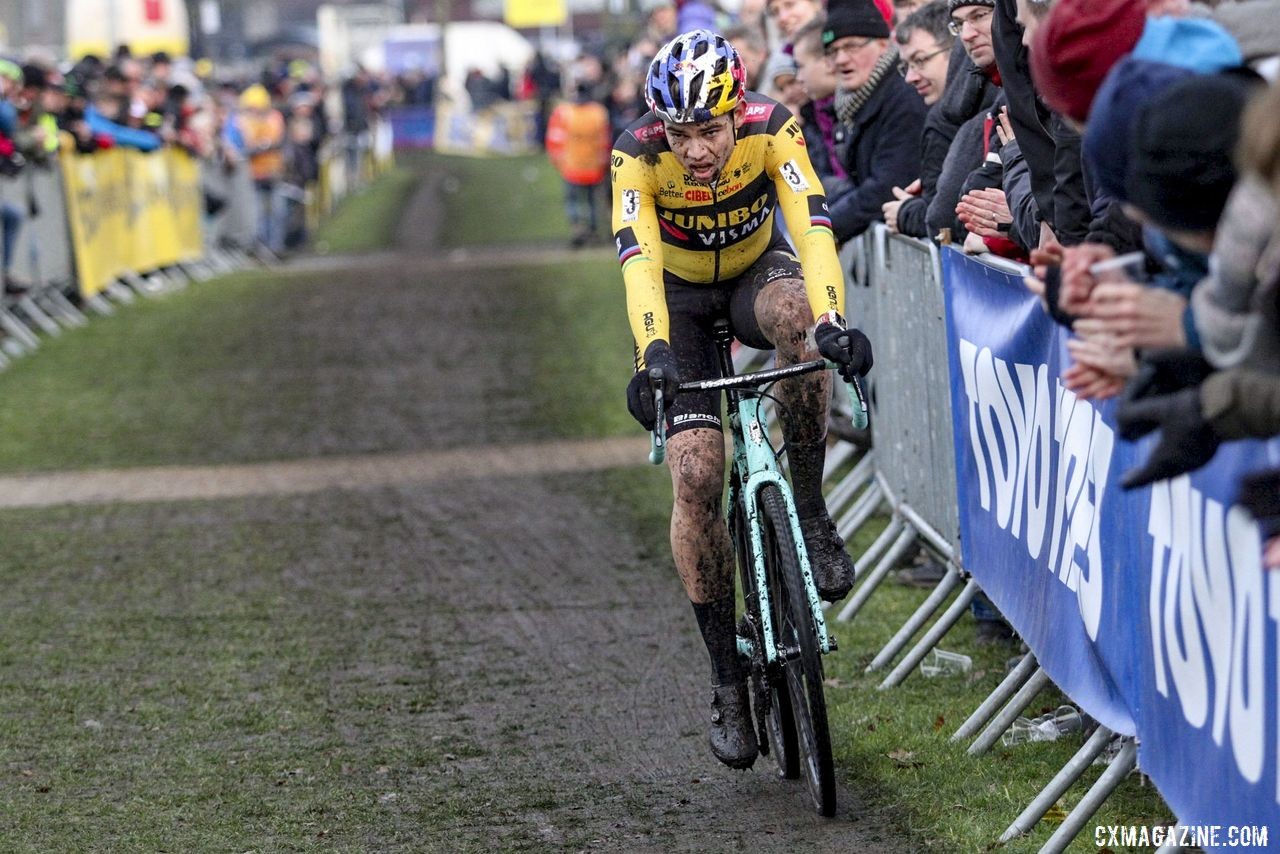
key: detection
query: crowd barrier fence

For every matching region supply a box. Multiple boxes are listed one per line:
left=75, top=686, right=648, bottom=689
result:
left=822, top=225, right=1280, bottom=851
left=0, top=120, right=393, bottom=365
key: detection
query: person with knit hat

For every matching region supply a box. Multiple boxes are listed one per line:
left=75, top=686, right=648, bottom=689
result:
left=821, top=0, right=928, bottom=240
left=1064, top=70, right=1261, bottom=405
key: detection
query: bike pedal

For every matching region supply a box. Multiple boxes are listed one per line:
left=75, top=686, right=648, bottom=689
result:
left=828, top=634, right=838, bottom=651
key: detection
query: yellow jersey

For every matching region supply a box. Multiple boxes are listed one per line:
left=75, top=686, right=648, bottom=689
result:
left=610, top=92, right=845, bottom=350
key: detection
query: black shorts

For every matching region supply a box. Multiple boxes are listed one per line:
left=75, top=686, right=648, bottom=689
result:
left=663, top=245, right=803, bottom=437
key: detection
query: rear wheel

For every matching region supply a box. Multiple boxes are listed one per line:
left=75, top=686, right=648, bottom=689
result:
left=732, top=495, right=798, bottom=779
left=759, top=484, right=836, bottom=817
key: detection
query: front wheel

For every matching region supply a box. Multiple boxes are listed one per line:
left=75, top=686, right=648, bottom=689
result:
left=760, top=484, right=836, bottom=817
left=732, top=497, right=798, bottom=779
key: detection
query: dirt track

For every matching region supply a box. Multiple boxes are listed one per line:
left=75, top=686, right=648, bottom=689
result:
left=24, top=173, right=904, bottom=851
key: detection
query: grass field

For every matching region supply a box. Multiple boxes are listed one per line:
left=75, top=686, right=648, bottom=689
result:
left=0, top=151, right=1175, bottom=850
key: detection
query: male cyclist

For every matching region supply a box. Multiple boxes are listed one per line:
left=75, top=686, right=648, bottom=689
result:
left=612, top=30, right=873, bottom=769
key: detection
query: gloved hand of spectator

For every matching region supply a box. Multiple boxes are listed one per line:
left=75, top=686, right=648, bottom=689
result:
left=626, top=340, right=679, bottom=431
left=1121, top=347, right=1214, bottom=403
left=814, top=312, right=873, bottom=382
left=1238, top=468, right=1280, bottom=539
left=1117, top=380, right=1221, bottom=490
left=1238, top=468, right=1280, bottom=570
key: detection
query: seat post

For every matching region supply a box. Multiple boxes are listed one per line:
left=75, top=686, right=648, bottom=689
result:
left=711, top=318, right=736, bottom=379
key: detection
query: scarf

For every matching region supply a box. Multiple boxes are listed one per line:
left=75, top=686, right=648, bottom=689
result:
left=834, top=46, right=899, bottom=126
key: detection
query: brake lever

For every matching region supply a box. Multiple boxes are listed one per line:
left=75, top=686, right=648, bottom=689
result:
left=648, top=368, right=667, bottom=465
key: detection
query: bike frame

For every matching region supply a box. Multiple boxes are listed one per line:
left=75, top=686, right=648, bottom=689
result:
left=648, top=323, right=864, bottom=668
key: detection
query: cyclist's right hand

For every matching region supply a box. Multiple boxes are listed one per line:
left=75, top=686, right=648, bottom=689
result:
left=626, top=340, right=680, bottom=431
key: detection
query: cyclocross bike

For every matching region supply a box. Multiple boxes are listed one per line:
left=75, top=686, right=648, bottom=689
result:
left=648, top=318, right=869, bottom=818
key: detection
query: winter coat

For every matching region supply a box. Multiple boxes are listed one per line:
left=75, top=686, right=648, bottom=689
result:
left=927, top=111, right=986, bottom=243
left=993, top=0, right=1089, bottom=245
left=1192, top=174, right=1280, bottom=372
left=827, top=71, right=928, bottom=242
left=896, top=102, right=958, bottom=239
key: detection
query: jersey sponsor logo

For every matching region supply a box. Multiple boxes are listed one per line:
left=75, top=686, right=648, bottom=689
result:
left=659, top=218, right=690, bottom=241
left=620, top=189, right=640, bottom=222
left=779, top=159, right=810, bottom=193
left=685, top=188, right=714, bottom=202
left=642, top=311, right=656, bottom=338
left=657, top=193, right=774, bottom=248
left=658, top=180, right=682, bottom=200
left=633, top=121, right=665, bottom=144
left=742, top=102, right=772, bottom=123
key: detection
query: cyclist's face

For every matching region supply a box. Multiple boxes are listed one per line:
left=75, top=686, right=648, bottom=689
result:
left=663, top=104, right=743, bottom=184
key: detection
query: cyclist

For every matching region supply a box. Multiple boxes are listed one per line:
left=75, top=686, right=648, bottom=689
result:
left=613, top=30, right=873, bottom=769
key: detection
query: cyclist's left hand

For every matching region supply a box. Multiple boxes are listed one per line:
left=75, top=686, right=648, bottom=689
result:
left=814, top=314, right=873, bottom=381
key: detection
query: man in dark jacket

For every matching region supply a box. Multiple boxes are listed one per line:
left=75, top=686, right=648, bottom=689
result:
left=924, top=5, right=1000, bottom=241
left=884, top=1, right=956, bottom=238
left=822, top=0, right=928, bottom=243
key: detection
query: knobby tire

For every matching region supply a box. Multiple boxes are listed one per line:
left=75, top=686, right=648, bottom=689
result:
left=760, top=484, right=837, bottom=817
left=733, top=497, right=800, bottom=779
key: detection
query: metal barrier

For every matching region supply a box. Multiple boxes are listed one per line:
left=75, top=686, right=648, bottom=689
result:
left=819, top=229, right=1164, bottom=852
left=0, top=120, right=394, bottom=365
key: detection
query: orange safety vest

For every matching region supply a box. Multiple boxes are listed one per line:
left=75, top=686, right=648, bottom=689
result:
left=545, top=100, right=611, bottom=186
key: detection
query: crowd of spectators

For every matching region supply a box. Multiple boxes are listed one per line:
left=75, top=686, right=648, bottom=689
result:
left=0, top=47, right=401, bottom=272
left=536, top=0, right=1280, bottom=571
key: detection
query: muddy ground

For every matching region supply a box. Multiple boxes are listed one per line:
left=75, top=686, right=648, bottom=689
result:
left=6, top=173, right=907, bottom=852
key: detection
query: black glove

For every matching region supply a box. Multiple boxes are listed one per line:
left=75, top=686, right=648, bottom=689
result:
left=625, top=340, right=679, bottom=431
left=1041, top=265, right=1079, bottom=330
left=1238, top=468, right=1280, bottom=539
left=814, top=314, right=873, bottom=382
left=1117, top=386, right=1221, bottom=490
left=1119, top=350, right=1214, bottom=429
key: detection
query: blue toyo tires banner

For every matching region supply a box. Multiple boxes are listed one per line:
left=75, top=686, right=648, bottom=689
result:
left=941, top=247, right=1280, bottom=841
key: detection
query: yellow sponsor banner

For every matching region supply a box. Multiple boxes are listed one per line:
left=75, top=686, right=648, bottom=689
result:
left=61, top=145, right=129, bottom=297
left=61, top=143, right=203, bottom=298
left=504, top=0, right=567, bottom=28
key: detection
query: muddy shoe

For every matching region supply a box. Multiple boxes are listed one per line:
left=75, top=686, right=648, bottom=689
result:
left=800, top=513, right=855, bottom=602
left=709, top=682, right=758, bottom=769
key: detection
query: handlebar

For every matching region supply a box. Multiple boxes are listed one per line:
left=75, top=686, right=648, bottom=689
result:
left=647, top=359, right=869, bottom=465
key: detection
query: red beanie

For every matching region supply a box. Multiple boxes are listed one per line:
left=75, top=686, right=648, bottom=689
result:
left=1030, top=0, right=1147, bottom=123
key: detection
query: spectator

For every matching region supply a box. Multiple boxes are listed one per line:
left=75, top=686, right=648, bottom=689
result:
left=883, top=0, right=956, bottom=237
left=545, top=81, right=611, bottom=248
left=823, top=0, right=928, bottom=242
left=0, top=60, right=26, bottom=294
left=925, top=1, right=1000, bottom=243
left=762, top=0, right=825, bottom=99
left=771, top=51, right=807, bottom=116
left=723, top=25, right=770, bottom=91
left=236, top=84, right=287, bottom=255
left=793, top=15, right=848, bottom=192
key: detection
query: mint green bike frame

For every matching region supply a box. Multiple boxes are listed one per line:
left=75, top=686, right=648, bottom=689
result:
left=647, top=325, right=868, bottom=670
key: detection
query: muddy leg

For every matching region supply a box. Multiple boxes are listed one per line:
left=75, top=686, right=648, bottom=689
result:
left=667, top=427, right=741, bottom=685
left=753, top=276, right=830, bottom=516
